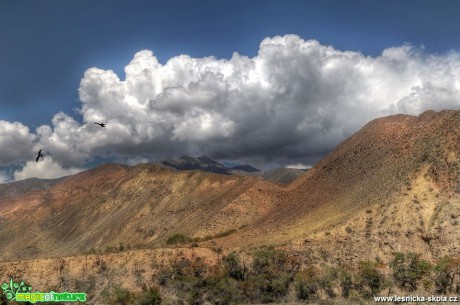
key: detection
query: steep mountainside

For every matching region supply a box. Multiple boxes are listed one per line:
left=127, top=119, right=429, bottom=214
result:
left=0, top=110, right=459, bottom=265
left=0, top=163, right=283, bottom=261
left=230, top=110, right=460, bottom=262
left=0, top=177, right=63, bottom=200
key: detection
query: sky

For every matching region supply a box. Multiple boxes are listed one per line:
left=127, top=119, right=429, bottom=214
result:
left=1, top=0, right=460, bottom=182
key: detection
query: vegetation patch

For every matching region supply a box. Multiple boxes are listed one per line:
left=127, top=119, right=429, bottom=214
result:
left=166, top=234, right=193, bottom=245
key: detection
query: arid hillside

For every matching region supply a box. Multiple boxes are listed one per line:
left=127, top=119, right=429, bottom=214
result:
left=0, top=163, right=284, bottom=261
left=235, top=109, right=460, bottom=262
left=0, top=177, right=62, bottom=200
left=0, top=110, right=459, bottom=265
left=0, top=110, right=459, bottom=305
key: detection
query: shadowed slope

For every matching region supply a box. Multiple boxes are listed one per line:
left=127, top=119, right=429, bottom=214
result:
left=0, top=177, right=63, bottom=200
left=0, top=163, right=283, bottom=261
left=231, top=110, right=460, bottom=257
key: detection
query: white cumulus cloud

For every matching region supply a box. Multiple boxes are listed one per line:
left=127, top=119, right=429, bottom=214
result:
left=0, top=121, right=36, bottom=164
left=13, top=157, right=84, bottom=181
left=2, top=34, right=460, bottom=179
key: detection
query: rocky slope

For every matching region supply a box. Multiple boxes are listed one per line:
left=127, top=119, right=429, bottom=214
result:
left=0, top=177, right=62, bottom=200
left=234, top=110, right=460, bottom=262
left=0, top=163, right=284, bottom=261
left=0, top=110, right=459, bottom=298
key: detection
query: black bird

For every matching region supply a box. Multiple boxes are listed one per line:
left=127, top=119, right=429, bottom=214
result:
left=36, top=149, right=44, bottom=162
left=94, top=122, right=106, bottom=127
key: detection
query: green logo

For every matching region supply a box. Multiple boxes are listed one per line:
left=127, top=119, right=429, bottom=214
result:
left=1, top=278, right=86, bottom=303
left=1, top=279, right=32, bottom=301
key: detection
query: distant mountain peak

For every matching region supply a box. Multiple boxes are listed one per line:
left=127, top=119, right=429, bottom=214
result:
left=197, top=156, right=220, bottom=164
left=160, top=155, right=229, bottom=174
left=230, top=165, right=260, bottom=172
left=158, top=156, right=265, bottom=176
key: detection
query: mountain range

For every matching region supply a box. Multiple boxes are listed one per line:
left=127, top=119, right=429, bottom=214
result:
left=0, top=110, right=458, bottom=303
left=0, top=156, right=305, bottom=203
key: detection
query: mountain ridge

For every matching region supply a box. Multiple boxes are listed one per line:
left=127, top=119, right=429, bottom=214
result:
left=0, top=110, right=458, bottom=265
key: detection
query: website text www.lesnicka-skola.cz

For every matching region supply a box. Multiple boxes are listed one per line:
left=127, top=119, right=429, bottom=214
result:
left=374, top=295, right=459, bottom=302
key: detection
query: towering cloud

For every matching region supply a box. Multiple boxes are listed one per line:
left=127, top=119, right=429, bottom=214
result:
left=13, top=157, right=83, bottom=181
left=2, top=35, right=460, bottom=180
left=0, top=121, right=36, bottom=165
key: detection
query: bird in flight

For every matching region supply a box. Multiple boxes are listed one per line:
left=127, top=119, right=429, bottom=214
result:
left=36, top=149, right=44, bottom=162
left=94, top=122, right=106, bottom=127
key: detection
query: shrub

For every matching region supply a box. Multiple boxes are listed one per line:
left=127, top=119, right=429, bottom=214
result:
left=294, top=266, right=320, bottom=301
left=338, top=267, right=353, bottom=298
left=430, top=256, right=460, bottom=294
left=246, top=273, right=291, bottom=303
left=318, top=267, right=338, bottom=298
left=252, top=248, right=276, bottom=274
left=251, top=247, right=294, bottom=275
left=215, top=229, right=237, bottom=238
left=133, top=287, right=162, bottom=305
left=103, top=286, right=134, bottom=305
left=223, top=252, right=245, bottom=281
left=166, top=234, right=192, bottom=245
left=245, top=248, right=294, bottom=303
left=390, top=252, right=431, bottom=291
left=156, top=268, right=172, bottom=286
left=356, top=261, right=385, bottom=297
left=205, top=277, right=245, bottom=305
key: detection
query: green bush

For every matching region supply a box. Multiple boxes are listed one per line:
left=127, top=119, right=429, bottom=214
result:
left=294, top=266, right=321, bottom=301
left=338, top=268, right=353, bottom=298
left=252, top=247, right=276, bottom=274
left=103, top=286, right=135, bottom=305
left=156, top=269, right=172, bottom=286
left=319, top=267, right=338, bottom=298
left=251, top=247, right=294, bottom=275
left=356, top=261, right=386, bottom=297
left=245, top=273, right=290, bottom=303
left=239, top=248, right=294, bottom=303
left=204, top=277, right=244, bottom=305
left=431, top=256, right=460, bottom=294
left=390, top=252, right=432, bottom=291
left=166, top=234, right=192, bottom=245
left=133, top=287, right=162, bottom=305
left=214, top=229, right=237, bottom=238
left=223, top=252, right=245, bottom=281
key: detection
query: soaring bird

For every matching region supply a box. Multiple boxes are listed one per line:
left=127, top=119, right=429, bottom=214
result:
left=36, top=149, right=44, bottom=162
left=94, top=122, right=106, bottom=127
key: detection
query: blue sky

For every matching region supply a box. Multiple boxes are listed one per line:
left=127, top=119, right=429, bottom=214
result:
left=1, top=0, right=460, bottom=181
left=2, top=0, right=460, bottom=127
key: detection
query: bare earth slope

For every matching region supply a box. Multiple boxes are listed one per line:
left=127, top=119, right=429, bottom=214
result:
left=0, top=110, right=459, bottom=304
left=0, top=163, right=283, bottom=261
left=0, top=110, right=459, bottom=264
left=0, top=177, right=62, bottom=200
left=233, top=110, right=460, bottom=262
